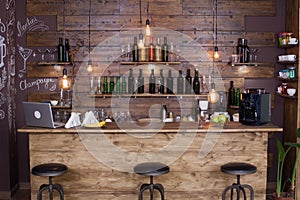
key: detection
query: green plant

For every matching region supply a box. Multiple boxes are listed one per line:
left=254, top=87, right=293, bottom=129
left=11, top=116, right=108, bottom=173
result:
left=276, top=128, right=300, bottom=198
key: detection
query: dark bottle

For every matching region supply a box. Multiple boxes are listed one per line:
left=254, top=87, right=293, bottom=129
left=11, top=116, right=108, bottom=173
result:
left=128, top=69, right=134, bottom=94
left=148, top=37, right=155, bottom=62
left=103, top=76, right=108, bottom=94
left=149, top=69, right=156, bottom=94
left=228, top=81, right=235, bottom=106
left=109, top=76, right=114, bottom=94
left=237, top=38, right=250, bottom=63
left=235, top=88, right=240, bottom=106
left=137, top=69, right=144, bottom=94
left=162, top=37, right=168, bottom=62
left=158, top=69, right=164, bottom=94
left=132, top=36, right=139, bottom=62
left=121, top=76, right=127, bottom=93
left=177, top=70, right=184, bottom=94
left=115, top=76, right=120, bottom=93
left=193, top=69, right=200, bottom=94
left=185, top=69, right=192, bottom=94
left=57, top=37, right=65, bottom=62
left=65, top=38, right=70, bottom=62
left=166, top=69, right=173, bottom=94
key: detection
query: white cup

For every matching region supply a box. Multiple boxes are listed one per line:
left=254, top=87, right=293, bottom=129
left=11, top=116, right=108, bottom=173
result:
left=287, top=54, right=296, bottom=61
left=277, top=86, right=282, bottom=93
left=288, top=38, right=298, bottom=44
left=287, top=88, right=296, bottom=96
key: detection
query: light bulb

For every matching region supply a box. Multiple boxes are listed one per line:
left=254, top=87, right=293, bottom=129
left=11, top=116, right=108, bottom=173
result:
left=87, top=59, right=93, bottom=73
left=208, top=83, right=219, bottom=103
left=145, top=19, right=151, bottom=36
left=59, top=68, right=71, bottom=90
left=214, top=46, right=220, bottom=59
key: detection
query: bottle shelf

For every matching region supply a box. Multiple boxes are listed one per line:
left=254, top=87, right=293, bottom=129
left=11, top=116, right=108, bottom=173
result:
left=120, top=61, right=181, bottom=65
left=37, top=61, right=73, bottom=66
left=51, top=105, right=72, bottom=109
left=89, top=93, right=208, bottom=99
left=277, top=60, right=297, bottom=65
left=278, top=44, right=299, bottom=48
left=277, top=77, right=298, bottom=82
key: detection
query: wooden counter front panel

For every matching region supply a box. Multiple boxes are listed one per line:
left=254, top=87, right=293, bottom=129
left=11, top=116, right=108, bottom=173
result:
left=29, top=132, right=267, bottom=200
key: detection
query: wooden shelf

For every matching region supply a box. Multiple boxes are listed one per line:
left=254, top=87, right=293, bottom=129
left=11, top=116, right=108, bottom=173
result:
left=120, top=61, right=181, bottom=65
left=278, top=44, right=299, bottom=48
left=277, top=60, right=297, bottom=65
left=277, top=77, right=298, bottom=82
left=37, top=61, right=73, bottom=66
left=276, top=92, right=297, bottom=99
left=229, top=62, right=273, bottom=67
left=89, top=93, right=208, bottom=99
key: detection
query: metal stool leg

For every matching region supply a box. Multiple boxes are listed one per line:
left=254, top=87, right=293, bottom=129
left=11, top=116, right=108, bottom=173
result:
left=154, top=183, right=165, bottom=200
left=138, top=183, right=150, bottom=200
left=37, top=185, right=49, bottom=200
left=53, top=184, right=64, bottom=200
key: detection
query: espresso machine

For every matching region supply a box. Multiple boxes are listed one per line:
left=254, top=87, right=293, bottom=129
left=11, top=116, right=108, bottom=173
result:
left=239, top=89, right=271, bottom=125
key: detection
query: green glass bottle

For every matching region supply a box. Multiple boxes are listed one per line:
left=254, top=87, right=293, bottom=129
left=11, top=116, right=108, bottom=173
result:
left=109, top=76, right=114, bottom=94
left=115, top=76, right=120, bottom=93
left=103, top=76, right=108, bottom=94
left=121, top=76, right=127, bottom=94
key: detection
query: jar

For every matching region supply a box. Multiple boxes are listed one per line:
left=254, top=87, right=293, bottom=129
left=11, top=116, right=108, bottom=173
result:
left=281, top=82, right=288, bottom=94
left=289, top=66, right=296, bottom=79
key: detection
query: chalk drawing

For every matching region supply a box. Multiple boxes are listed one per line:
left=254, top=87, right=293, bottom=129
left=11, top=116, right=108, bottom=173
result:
left=18, top=45, right=32, bottom=73
left=19, top=78, right=56, bottom=91
left=0, top=36, right=6, bottom=68
left=0, top=92, right=6, bottom=105
left=0, top=109, right=5, bottom=120
left=0, top=19, right=5, bottom=33
left=17, top=17, right=49, bottom=37
left=0, top=68, right=7, bottom=90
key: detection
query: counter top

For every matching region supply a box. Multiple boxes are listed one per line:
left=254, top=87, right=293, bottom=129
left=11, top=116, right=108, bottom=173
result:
left=18, top=122, right=283, bottom=133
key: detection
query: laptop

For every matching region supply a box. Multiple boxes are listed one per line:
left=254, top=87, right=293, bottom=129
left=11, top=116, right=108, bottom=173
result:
left=22, top=102, right=65, bottom=128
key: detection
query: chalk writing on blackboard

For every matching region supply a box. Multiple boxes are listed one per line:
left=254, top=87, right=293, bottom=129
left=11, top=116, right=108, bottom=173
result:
left=0, top=109, right=5, bottom=120
left=18, top=45, right=32, bottom=73
left=19, top=78, right=56, bottom=91
left=0, top=68, right=7, bottom=91
left=0, top=92, right=6, bottom=105
left=17, top=17, right=49, bottom=38
left=0, top=19, right=5, bottom=33
left=0, top=36, right=6, bottom=68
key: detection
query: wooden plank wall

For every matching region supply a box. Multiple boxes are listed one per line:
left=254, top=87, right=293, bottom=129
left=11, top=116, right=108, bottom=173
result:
left=26, top=0, right=276, bottom=115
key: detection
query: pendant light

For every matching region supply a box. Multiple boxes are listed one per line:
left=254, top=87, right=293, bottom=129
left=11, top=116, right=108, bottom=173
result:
left=145, top=1, right=151, bottom=37
left=209, top=0, right=219, bottom=104
left=87, top=0, right=93, bottom=73
left=138, top=0, right=144, bottom=48
left=213, top=0, right=220, bottom=59
left=59, top=0, right=71, bottom=90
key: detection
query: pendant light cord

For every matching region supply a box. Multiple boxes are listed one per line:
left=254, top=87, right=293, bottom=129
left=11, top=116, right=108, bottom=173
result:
left=88, top=0, right=91, bottom=59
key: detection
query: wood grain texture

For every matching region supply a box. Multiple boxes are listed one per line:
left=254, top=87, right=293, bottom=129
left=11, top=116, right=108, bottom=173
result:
left=26, top=129, right=274, bottom=199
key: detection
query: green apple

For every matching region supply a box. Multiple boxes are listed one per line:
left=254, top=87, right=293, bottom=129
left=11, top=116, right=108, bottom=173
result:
left=218, top=114, right=227, bottom=125
left=211, top=115, right=219, bottom=124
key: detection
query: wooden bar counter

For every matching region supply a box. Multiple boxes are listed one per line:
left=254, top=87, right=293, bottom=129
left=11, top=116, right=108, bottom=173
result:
left=18, top=122, right=282, bottom=200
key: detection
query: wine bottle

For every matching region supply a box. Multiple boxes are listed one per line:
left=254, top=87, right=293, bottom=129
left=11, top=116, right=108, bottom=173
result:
left=162, top=37, right=168, bottom=62
left=137, top=69, right=144, bottom=94
left=57, top=37, right=65, bottom=62
left=185, top=69, right=192, bottom=94
left=103, top=76, right=108, bottom=94
left=109, top=76, right=114, bottom=94
left=177, top=70, right=184, bottom=94
left=128, top=69, right=134, bottom=94
left=166, top=69, right=173, bottom=94
left=149, top=37, right=155, bottom=62
left=229, top=81, right=235, bottom=106
left=132, top=36, right=139, bottom=62
left=149, top=69, right=156, bottom=94
left=158, top=69, right=164, bottom=94
left=64, top=38, right=70, bottom=62
left=121, top=76, right=127, bottom=94
left=155, top=38, right=162, bottom=62
left=193, top=69, right=200, bottom=94
left=115, top=76, right=120, bottom=93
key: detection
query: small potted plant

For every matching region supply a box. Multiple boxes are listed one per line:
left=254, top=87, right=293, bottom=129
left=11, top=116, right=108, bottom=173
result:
left=275, top=128, right=300, bottom=199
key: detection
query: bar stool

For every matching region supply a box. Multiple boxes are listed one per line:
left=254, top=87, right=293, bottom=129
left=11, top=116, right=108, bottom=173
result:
left=220, top=162, right=256, bottom=200
left=32, top=163, right=68, bottom=200
left=134, top=162, right=169, bottom=200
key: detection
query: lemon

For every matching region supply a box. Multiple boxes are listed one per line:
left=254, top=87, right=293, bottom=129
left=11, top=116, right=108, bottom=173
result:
left=99, top=121, right=106, bottom=127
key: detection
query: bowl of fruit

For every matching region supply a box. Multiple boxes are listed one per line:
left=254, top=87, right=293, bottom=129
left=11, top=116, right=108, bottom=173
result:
left=210, top=112, right=230, bottom=126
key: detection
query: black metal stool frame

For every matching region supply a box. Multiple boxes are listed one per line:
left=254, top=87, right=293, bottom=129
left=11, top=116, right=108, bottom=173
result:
left=37, top=176, right=64, bottom=200
left=221, top=174, right=254, bottom=200
left=138, top=175, right=165, bottom=200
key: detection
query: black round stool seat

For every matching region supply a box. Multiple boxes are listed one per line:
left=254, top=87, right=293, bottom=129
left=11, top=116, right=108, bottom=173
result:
left=134, top=162, right=169, bottom=177
left=32, top=163, right=68, bottom=200
left=32, top=163, right=68, bottom=177
left=221, top=162, right=257, bottom=176
left=221, top=162, right=256, bottom=200
left=134, top=162, right=169, bottom=200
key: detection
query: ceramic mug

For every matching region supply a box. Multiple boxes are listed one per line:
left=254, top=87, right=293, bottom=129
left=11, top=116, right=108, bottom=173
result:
left=288, top=38, right=298, bottom=44
left=287, top=54, right=296, bottom=61
left=231, top=54, right=239, bottom=63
